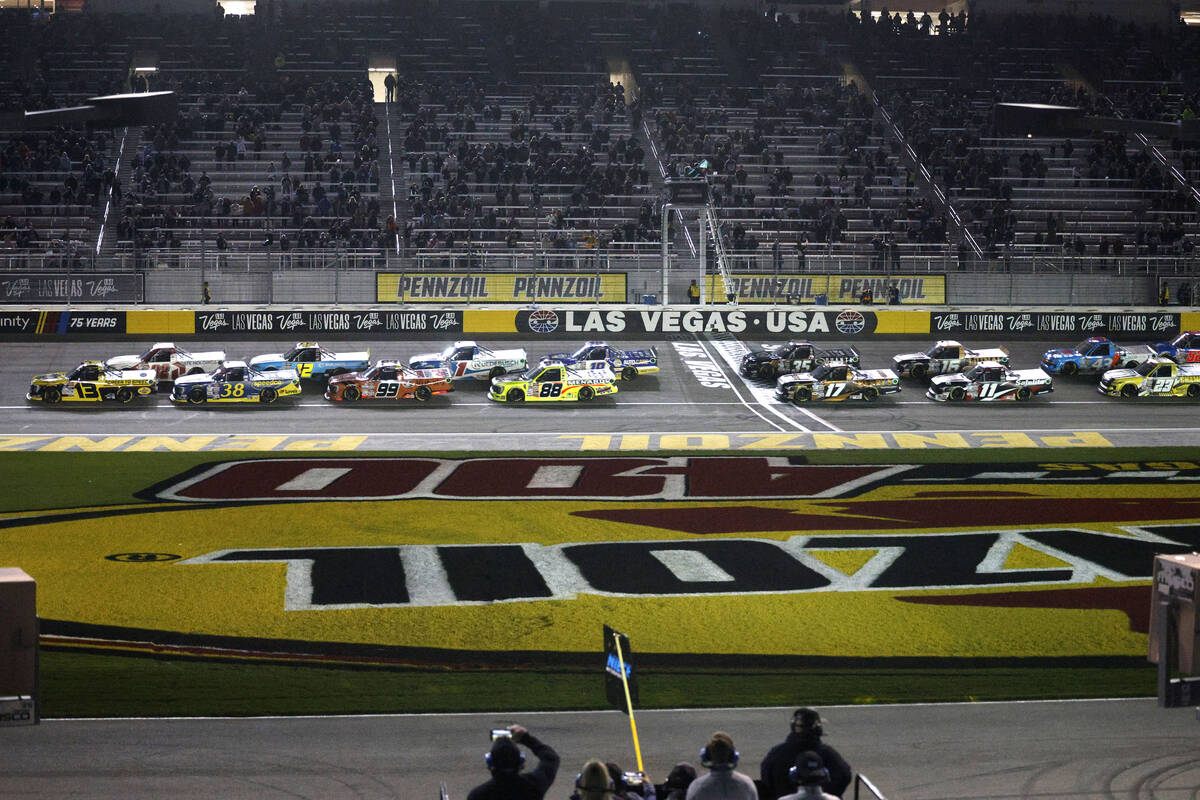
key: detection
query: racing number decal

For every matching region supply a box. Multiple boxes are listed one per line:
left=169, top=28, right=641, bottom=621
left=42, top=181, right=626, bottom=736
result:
left=824, top=382, right=846, bottom=398
left=1148, top=378, right=1174, bottom=394
left=219, top=383, right=247, bottom=398
left=977, top=384, right=1002, bottom=400
left=1186, top=351, right=1200, bottom=363
left=377, top=382, right=400, bottom=398
left=454, top=362, right=468, bottom=378
left=538, top=383, right=564, bottom=398
left=298, top=364, right=314, bottom=378
left=78, top=383, right=100, bottom=400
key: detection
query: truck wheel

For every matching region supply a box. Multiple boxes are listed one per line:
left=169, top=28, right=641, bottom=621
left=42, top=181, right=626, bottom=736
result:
left=342, top=385, right=360, bottom=402
left=415, top=385, right=432, bottom=402
left=1016, top=386, right=1032, bottom=401
left=949, top=386, right=965, bottom=401
left=187, top=367, right=204, bottom=376
left=187, top=387, right=207, bottom=405
left=259, top=387, right=278, bottom=404
left=489, top=367, right=506, bottom=380
left=1060, top=361, right=1077, bottom=376
left=506, top=388, right=525, bottom=403
left=760, top=364, right=776, bottom=380
left=578, top=386, right=595, bottom=401
left=42, top=387, right=61, bottom=405
left=911, top=363, right=928, bottom=379
left=621, top=366, right=637, bottom=381
left=792, top=387, right=812, bottom=404
left=861, top=386, right=879, bottom=402
left=1188, top=384, right=1200, bottom=399
left=1122, top=361, right=1139, bottom=369
left=116, top=387, right=134, bottom=404
left=1120, top=384, right=1138, bottom=399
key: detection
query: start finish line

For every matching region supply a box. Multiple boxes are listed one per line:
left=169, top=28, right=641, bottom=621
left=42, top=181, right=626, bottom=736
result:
left=0, top=431, right=1119, bottom=452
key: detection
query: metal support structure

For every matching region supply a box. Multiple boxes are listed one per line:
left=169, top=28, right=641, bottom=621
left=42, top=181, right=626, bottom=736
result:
left=660, top=202, right=671, bottom=304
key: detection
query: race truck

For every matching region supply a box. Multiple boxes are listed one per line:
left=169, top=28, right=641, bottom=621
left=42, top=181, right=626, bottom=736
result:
left=106, top=342, right=225, bottom=383
left=250, top=342, right=370, bottom=380
left=774, top=362, right=901, bottom=404
left=741, top=340, right=861, bottom=380
left=539, top=341, right=659, bottom=381
left=27, top=360, right=157, bottom=405
left=1153, top=331, right=1200, bottom=364
left=891, top=341, right=1009, bottom=379
left=409, top=341, right=526, bottom=381
left=1098, top=357, right=1200, bottom=399
left=170, top=361, right=302, bottom=405
left=489, top=360, right=618, bottom=403
left=325, top=361, right=454, bottom=402
left=927, top=361, right=1054, bottom=402
left=1040, top=337, right=1156, bottom=375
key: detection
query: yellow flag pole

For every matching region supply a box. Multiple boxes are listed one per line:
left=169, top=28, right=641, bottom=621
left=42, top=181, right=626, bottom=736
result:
left=613, top=635, right=644, bottom=773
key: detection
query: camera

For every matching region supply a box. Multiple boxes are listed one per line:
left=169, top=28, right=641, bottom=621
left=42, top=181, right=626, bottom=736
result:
left=491, top=728, right=512, bottom=741
left=622, top=771, right=645, bottom=787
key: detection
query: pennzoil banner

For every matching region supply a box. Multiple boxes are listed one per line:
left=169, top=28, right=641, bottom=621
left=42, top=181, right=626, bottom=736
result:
left=377, top=272, right=627, bottom=303
left=708, top=274, right=945, bottom=305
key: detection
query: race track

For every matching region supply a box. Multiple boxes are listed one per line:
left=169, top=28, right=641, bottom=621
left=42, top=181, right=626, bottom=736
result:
left=4, top=336, right=1198, bottom=450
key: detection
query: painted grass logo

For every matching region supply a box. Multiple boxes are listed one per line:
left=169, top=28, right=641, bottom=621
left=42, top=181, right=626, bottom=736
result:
left=174, top=525, right=1200, bottom=610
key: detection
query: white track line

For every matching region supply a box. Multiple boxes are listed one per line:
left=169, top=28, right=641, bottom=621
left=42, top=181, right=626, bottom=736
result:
left=684, top=338, right=791, bottom=433
left=704, top=334, right=847, bottom=433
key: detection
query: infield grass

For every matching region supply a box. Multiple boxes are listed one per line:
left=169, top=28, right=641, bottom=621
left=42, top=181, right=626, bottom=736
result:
left=40, top=651, right=1155, bottom=718
left=2, top=447, right=1180, bottom=717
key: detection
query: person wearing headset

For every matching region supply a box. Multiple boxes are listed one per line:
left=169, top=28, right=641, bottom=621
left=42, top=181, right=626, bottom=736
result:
left=685, top=732, right=757, bottom=799
left=467, top=724, right=560, bottom=800
left=776, top=752, right=838, bottom=800
left=572, top=759, right=616, bottom=800
left=759, top=709, right=851, bottom=799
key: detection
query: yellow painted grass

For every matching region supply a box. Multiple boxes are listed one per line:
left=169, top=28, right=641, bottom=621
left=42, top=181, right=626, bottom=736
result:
left=0, top=498, right=1163, bottom=658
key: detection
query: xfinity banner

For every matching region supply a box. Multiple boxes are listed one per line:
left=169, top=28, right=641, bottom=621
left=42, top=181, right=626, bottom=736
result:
left=517, top=307, right=878, bottom=337
left=0, top=273, right=143, bottom=304
left=377, top=272, right=628, bottom=303
left=0, top=310, right=124, bottom=335
left=932, top=311, right=1179, bottom=338
left=707, top=274, right=945, bottom=304
left=196, top=310, right=463, bottom=335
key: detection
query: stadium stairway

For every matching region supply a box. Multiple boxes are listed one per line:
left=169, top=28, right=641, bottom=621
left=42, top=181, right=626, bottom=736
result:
left=96, top=124, right=139, bottom=270
left=378, top=100, right=405, bottom=263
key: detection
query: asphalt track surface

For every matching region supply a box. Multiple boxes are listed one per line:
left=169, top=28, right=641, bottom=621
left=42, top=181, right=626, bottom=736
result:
left=4, top=699, right=1199, bottom=799
left=6, top=336, right=1200, bottom=449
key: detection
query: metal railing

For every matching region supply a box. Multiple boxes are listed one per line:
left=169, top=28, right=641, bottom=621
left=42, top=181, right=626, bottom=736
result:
left=854, top=772, right=889, bottom=800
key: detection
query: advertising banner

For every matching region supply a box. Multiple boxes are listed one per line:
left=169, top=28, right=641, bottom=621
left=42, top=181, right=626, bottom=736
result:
left=0, top=310, right=125, bottom=335
left=931, top=311, right=1179, bottom=339
left=517, top=307, right=878, bottom=337
left=707, top=274, right=944, bottom=305
left=0, top=273, right=143, bottom=304
left=195, top=310, right=462, bottom=336
left=377, top=272, right=627, bottom=303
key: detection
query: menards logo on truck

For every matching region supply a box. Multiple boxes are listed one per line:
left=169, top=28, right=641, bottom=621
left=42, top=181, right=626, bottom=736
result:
left=891, top=340, right=1009, bottom=378
left=1099, top=357, right=1200, bottom=399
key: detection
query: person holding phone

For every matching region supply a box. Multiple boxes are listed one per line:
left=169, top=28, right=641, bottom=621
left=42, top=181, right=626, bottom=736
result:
left=467, top=724, right=560, bottom=800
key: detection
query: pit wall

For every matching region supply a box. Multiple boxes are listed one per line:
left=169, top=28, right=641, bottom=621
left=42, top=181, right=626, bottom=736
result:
left=1, top=306, right=1194, bottom=342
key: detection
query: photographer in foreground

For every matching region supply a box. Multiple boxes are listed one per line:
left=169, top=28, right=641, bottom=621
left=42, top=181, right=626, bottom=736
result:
left=468, top=724, right=560, bottom=800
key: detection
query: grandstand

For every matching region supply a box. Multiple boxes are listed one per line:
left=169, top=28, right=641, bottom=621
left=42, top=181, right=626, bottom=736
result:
left=1, top=0, right=1198, bottom=304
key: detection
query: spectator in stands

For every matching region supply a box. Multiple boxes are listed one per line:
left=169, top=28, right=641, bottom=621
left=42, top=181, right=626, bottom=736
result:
left=686, top=732, right=757, bottom=800
left=887, top=283, right=900, bottom=305
left=655, top=763, right=697, bottom=800
left=572, top=759, right=614, bottom=800
left=1179, top=281, right=1192, bottom=306
left=466, top=724, right=559, bottom=800
left=384, top=72, right=396, bottom=103
left=776, top=752, right=838, bottom=800
left=759, top=709, right=851, bottom=800
left=604, top=762, right=653, bottom=799
left=688, top=280, right=700, bottom=304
